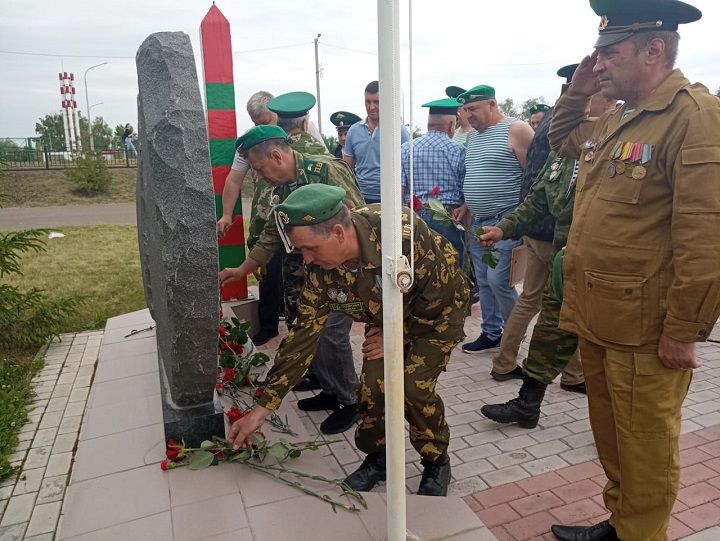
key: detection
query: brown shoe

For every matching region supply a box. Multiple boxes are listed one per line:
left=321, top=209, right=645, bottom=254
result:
left=490, top=366, right=523, bottom=381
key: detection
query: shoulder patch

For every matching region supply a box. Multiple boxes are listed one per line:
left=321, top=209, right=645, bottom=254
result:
left=304, top=159, right=328, bottom=177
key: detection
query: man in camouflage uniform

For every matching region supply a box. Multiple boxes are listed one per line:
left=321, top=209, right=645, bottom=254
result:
left=220, top=121, right=364, bottom=434
left=226, top=183, right=470, bottom=496
left=477, top=91, right=617, bottom=429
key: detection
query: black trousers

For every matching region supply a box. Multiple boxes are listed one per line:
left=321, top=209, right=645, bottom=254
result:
left=258, top=250, right=283, bottom=333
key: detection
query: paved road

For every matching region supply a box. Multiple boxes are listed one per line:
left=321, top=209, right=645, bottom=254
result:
left=0, top=203, right=137, bottom=230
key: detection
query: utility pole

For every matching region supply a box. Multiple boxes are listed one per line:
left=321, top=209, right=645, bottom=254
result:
left=84, top=62, right=108, bottom=151
left=314, top=33, right=322, bottom=134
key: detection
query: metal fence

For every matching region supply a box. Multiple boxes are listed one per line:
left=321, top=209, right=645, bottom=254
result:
left=0, top=147, right=137, bottom=170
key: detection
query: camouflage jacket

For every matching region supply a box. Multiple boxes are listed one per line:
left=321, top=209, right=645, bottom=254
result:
left=247, top=132, right=331, bottom=248
left=496, top=151, right=577, bottom=253
left=248, top=149, right=364, bottom=265
left=257, top=206, right=471, bottom=410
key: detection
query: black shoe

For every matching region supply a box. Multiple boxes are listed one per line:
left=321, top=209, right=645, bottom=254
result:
left=320, top=403, right=359, bottom=434
left=480, top=376, right=547, bottom=429
left=417, top=453, right=451, bottom=496
left=292, top=372, right=321, bottom=392
left=551, top=520, right=619, bottom=541
left=462, top=333, right=501, bottom=353
left=343, top=452, right=386, bottom=492
left=561, top=382, right=587, bottom=395
left=297, top=392, right=339, bottom=411
left=252, top=328, right=279, bottom=347
left=490, top=365, right=523, bottom=381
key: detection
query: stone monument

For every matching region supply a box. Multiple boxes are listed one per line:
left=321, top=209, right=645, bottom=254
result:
left=136, top=31, right=224, bottom=446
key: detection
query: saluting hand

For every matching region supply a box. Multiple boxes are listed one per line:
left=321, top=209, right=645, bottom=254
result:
left=227, top=405, right=270, bottom=450
left=476, top=226, right=504, bottom=247
left=658, top=333, right=701, bottom=370
left=570, top=50, right=601, bottom=97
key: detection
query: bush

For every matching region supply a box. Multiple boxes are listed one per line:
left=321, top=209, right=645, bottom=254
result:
left=0, top=229, right=81, bottom=349
left=64, top=151, right=112, bottom=195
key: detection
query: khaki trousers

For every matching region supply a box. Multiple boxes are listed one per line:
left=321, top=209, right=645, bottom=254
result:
left=580, top=338, right=692, bottom=541
left=493, top=237, right=583, bottom=385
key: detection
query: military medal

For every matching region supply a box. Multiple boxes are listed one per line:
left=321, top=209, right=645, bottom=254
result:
left=608, top=162, right=616, bottom=178
left=336, top=291, right=348, bottom=303
left=327, top=288, right=338, bottom=301
left=549, top=161, right=560, bottom=180
left=632, top=165, right=646, bottom=180
left=584, top=150, right=595, bottom=162
left=615, top=161, right=626, bottom=175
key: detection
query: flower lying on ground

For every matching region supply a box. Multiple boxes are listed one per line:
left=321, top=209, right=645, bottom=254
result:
left=161, top=435, right=367, bottom=513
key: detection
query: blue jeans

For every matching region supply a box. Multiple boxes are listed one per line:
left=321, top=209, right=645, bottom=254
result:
left=418, top=209, right=465, bottom=269
left=468, top=212, right=521, bottom=340
left=312, top=311, right=358, bottom=405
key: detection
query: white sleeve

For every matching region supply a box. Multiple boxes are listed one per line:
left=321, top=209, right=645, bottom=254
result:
left=231, top=150, right=250, bottom=172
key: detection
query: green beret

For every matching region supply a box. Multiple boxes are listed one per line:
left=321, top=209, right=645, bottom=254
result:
left=445, top=86, right=466, bottom=99
left=528, top=104, right=551, bottom=115
left=330, top=111, right=361, bottom=131
left=267, top=91, right=316, bottom=118
left=591, top=0, right=701, bottom=48
left=551, top=249, right=565, bottom=300
left=275, top=184, right=347, bottom=228
left=457, top=85, right=496, bottom=105
left=235, top=125, right=287, bottom=152
left=557, top=63, right=580, bottom=84
left=422, top=98, right=461, bottom=116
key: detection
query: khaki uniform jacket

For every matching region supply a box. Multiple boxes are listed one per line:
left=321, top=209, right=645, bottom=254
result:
left=549, top=70, right=720, bottom=350
left=247, top=149, right=364, bottom=266
left=257, top=206, right=471, bottom=410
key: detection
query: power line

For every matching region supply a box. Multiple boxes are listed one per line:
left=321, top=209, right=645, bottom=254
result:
left=0, top=49, right=133, bottom=59
left=322, top=42, right=376, bottom=56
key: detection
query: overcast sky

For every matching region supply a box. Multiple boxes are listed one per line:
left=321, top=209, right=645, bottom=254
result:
left=2, top=0, right=719, bottom=141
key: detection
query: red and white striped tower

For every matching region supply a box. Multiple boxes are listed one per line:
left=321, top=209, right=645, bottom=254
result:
left=58, top=72, right=82, bottom=151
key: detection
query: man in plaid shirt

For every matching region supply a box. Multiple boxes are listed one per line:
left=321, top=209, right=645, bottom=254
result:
left=401, top=98, right=466, bottom=267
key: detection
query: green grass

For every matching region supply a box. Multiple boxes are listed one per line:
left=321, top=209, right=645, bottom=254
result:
left=0, top=168, right=136, bottom=207
left=4, top=224, right=146, bottom=332
left=0, top=349, right=42, bottom=481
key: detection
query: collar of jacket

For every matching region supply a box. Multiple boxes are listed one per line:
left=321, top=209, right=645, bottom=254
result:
left=627, top=69, right=690, bottom=113
left=350, top=209, right=383, bottom=270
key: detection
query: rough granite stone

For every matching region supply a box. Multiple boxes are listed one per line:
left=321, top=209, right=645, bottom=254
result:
left=135, top=30, right=221, bottom=425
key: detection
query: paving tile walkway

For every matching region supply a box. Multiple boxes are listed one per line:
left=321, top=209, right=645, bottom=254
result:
left=1, top=299, right=719, bottom=539
left=0, top=331, right=102, bottom=541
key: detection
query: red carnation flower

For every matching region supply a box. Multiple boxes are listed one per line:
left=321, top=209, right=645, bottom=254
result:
left=226, top=407, right=246, bottom=424
left=254, top=387, right=265, bottom=399
left=222, top=368, right=237, bottom=383
left=166, top=439, right=185, bottom=462
left=431, top=185, right=440, bottom=196
left=215, top=383, right=224, bottom=393
left=218, top=326, right=228, bottom=337
left=412, top=195, right=423, bottom=212
left=228, top=342, right=244, bottom=355
left=160, top=458, right=176, bottom=471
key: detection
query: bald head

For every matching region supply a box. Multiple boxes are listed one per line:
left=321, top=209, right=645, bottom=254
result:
left=427, top=114, right=456, bottom=137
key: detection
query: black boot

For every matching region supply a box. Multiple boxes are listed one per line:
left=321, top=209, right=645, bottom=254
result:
left=292, top=370, right=321, bottom=392
left=480, top=376, right=547, bottom=428
left=551, top=520, right=619, bottom=541
left=343, top=452, right=386, bottom=492
left=417, top=453, right=451, bottom=496
left=320, top=403, right=359, bottom=434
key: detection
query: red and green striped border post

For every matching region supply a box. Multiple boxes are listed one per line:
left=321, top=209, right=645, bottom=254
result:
left=200, top=3, right=248, bottom=301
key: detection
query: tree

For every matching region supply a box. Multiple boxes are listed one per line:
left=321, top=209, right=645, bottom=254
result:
left=518, top=97, right=548, bottom=123
left=89, top=117, right=114, bottom=150
left=498, top=98, right=518, bottom=118
left=35, top=113, right=66, bottom=151
left=322, top=134, right=338, bottom=152
left=715, top=87, right=720, bottom=98
left=411, top=125, right=423, bottom=139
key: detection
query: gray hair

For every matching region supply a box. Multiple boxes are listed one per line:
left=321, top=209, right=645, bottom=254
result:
left=287, top=205, right=352, bottom=238
left=631, top=31, right=680, bottom=68
left=246, top=138, right=290, bottom=159
left=246, top=91, right=274, bottom=122
left=277, top=114, right=308, bottom=133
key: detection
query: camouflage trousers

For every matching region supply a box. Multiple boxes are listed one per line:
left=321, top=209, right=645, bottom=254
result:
left=281, top=250, right=305, bottom=330
left=356, top=337, right=459, bottom=461
left=522, top=277, right=579, bottom=385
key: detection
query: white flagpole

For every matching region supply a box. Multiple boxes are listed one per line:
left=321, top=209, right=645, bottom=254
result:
left=377, top=0, right=407, bottom=539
